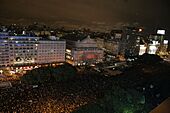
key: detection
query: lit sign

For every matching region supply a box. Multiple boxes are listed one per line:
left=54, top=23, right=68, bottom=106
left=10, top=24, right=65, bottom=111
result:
left=139, top=28, right=143, bottom=32
left=163, top=40, right=168, bottom=45
left=157, top=30, right=165, bottom=35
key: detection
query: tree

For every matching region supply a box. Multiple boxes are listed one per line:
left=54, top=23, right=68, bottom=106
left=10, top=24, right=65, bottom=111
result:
left=137, top=53, right=163, bottom=64
left=21, top=64, right=77, bottom=84
left=73, top=85, right=147, bottom=113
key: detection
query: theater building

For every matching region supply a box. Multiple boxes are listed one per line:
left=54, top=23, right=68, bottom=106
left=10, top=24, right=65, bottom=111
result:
left=65, top=36, right=104, bottom=66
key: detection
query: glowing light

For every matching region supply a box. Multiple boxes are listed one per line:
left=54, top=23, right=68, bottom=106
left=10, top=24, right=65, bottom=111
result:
left=66, top=49, right=71, bottom=53
left=139, top=45, right=147, bottom=55
left=163, top=40, right=168, bottom=45
left=139, top=28, right=143, bottom=32
left=152, top=41, right=159, bottom=45
left=0, top=70, right=3, bottom=74
left=157, top=30, right=165, bottom=35
left=148, top=45, right=158, bottom=54
left=66, top=55, right=71, bottom=59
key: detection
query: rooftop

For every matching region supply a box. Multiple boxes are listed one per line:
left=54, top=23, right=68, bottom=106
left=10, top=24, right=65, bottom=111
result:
left=61, top=34, right=87, bottom=41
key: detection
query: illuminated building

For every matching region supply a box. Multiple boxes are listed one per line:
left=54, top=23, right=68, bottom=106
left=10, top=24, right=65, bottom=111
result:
left=0, top=36, right=66, bottom=67
left=109, top=30, right=123, bottom=55
left=64, top=35, right=103, bottom=66
left=158, top=40, right=169, bottom=56
left=148, top=41, right=159, bottom=54
left=148, top=32, right=168, bottom=56
left=139, top=45, right=147, bottom=55
left=0, top=37, right=10, bottom=67
left=9, top=36, right=39, bottom=65
left=121, top=27, right=142, bottom=57
left=95, top=30, right=122, bottom=55
left=0, top=32, right=9, bottom=36
left=104, top=41, right=119, bottom=55
left=95, top=37, right=119, bottom=55
left=95, top=38, right=104, bottom=49
left=37, top=40, right=65, bottom=64
left=110, top=30, right=123, bottom=42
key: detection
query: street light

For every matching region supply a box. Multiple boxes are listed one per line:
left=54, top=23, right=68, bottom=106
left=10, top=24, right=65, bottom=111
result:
left=139, top=28, right=143, bottom=32
left=0, top=70, right=3, bottom=74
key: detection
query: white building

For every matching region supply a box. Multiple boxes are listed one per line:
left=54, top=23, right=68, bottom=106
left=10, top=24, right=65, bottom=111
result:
left=0, top=37, right=10, bottom=67
left=139, top=45, right=147, bottom=55
left=37, top=40, right=65, bottom=64
left=9, top=36, right=39, bottom=66
left=0, top=36, right=66, bottom=67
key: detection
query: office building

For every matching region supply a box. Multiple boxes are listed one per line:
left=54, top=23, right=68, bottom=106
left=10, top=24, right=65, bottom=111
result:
left=148, top=33, right=168, bottom=56
left=121, top=27, right=142, bottom=57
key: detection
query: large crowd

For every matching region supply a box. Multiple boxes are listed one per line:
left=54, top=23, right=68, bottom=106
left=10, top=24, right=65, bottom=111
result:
left=0, top=74, right=110, bottom=113
left=1, top=60, right=168, bottom=113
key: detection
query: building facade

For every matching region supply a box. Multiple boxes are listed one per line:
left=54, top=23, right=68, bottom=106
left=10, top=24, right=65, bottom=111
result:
left=148, top=34, right=168, bottom=57
left=65, top=36, right=104, bottom=66
left=0, top=36, right=10, bottom=67
left=0, top=36, right=66, bottom=67
left=37, top=40, right=65, bottom=64
left=120, top=27, right=142, bottom=57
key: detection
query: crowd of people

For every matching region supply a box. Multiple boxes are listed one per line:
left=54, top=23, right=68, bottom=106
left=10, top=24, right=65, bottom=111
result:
left=1, top=57, right=168, bottom=113
left=0, top=74, right=110, bottom=112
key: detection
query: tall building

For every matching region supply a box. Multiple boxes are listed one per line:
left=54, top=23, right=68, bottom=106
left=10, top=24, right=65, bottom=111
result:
left=0, top=36, right=66, bottom=67
left=9, top=36, right=39, bottom=66
left=105, top=30, right=123, bottom=55
left=94, top=30, right=122, bottom=56
left=64, top=35, right=104, bottom=66
left=120, top=27, right=143, bottom=57
left=148, top=32, right=168, bottom=56
left=0, top=36, right=10, bottom=67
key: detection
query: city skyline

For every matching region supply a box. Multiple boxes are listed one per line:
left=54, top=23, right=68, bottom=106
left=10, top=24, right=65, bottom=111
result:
left=0, top=1, right=170, bottom=112
left=0, top=0, right=170, bottom=32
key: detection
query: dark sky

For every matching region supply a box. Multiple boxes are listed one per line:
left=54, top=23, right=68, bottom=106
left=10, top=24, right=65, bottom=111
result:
left=0, top=0, right=170, bottom=32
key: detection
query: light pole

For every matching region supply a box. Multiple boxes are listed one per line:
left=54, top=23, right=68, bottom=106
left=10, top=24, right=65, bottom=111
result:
left=0, top=70, right=3, bottom=74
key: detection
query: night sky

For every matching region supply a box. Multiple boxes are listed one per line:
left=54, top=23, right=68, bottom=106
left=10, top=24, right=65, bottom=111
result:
left=0, top=0, right=170, bottom=32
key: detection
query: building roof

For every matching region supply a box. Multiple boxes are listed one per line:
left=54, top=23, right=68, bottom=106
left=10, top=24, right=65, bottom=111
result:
left=0, top=36, right=64, bottom=41
left=110, top=30, right=123, bottom=33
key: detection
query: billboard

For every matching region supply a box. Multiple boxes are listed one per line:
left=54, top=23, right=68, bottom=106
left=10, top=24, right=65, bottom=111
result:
left=163, top=40, right=168, bottom=45
left=157, top=30, right=165, bottom=35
